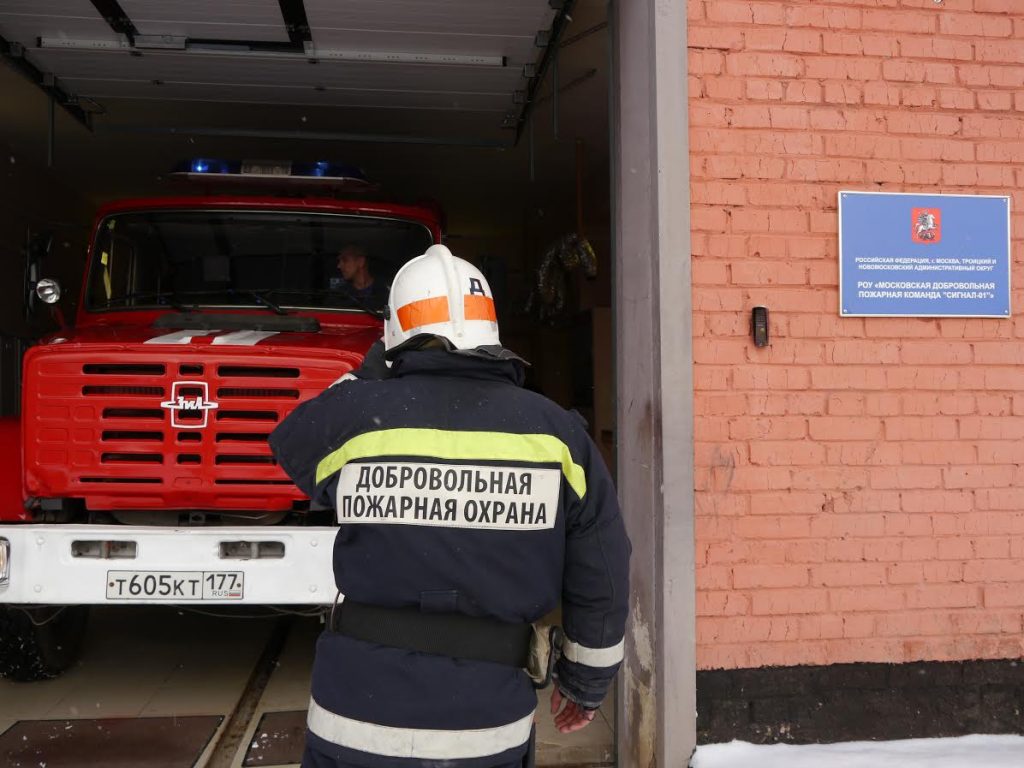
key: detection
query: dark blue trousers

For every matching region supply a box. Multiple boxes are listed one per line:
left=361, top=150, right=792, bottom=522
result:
left=301, top=725, right=535, bottom=768
left=302, top=744, right=524, bottom=768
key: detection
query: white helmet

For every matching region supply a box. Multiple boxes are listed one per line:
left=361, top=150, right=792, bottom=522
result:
left=384, top=244, right=501, bottom=355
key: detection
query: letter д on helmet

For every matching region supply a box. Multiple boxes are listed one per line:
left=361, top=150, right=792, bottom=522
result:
left=385, top=244, right=500, bottom=353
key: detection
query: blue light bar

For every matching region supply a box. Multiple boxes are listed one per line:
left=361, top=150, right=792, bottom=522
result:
left=173, top=159, right=368, bottom=184
left=291, top=161, right=366, bottom=181
left=184, top=158, right=234, bottom=174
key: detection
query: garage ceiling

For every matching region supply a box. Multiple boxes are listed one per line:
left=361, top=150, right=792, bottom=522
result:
left=2, top=0, right=558, bottom=125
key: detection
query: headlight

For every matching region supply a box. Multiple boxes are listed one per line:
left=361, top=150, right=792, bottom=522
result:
left=0, top=537, right=10, bottom=587
left=36, top=278, right=62, bottom=304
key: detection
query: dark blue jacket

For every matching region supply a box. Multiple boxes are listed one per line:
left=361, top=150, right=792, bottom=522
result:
left=269, top=349, right=630, bottom=767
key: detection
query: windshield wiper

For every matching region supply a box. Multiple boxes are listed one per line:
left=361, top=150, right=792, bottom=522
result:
left=263, top=287, right=386, bottom=320
left=234, top=290, right=288, bottom=315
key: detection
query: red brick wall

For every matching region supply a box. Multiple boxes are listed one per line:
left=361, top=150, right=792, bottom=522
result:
left=689, top=0, right=1024, bottom=670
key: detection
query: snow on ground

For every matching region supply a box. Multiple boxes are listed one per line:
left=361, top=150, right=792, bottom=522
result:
left=691, top=734, right=1024, bottom=768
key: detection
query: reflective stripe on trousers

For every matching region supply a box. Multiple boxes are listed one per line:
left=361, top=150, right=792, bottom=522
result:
left=307, top=697, right=535, bottom=760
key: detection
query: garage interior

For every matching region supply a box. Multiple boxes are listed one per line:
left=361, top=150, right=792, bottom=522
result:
left=0, top=1, right=622, bottom=766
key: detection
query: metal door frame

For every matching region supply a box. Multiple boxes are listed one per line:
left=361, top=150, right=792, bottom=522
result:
left=612, top=0, right=696, bottom=763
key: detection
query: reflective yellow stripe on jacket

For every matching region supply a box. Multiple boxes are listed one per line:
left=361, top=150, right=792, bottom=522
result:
left=314, top=428, right=587, bottom=500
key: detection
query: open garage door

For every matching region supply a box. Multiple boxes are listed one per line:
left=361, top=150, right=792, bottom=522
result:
left=1, top=1, right=558, bottom=129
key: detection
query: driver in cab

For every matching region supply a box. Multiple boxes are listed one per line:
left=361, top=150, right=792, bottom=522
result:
left=330, top=245, right=389, bottom=311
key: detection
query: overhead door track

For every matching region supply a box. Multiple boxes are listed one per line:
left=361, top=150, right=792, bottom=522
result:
left=88, top=0, right=313, bottom=54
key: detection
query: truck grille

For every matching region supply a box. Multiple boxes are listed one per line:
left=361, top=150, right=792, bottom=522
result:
left=24, top=349, right=350, bottom=510
left=84, top=364, right=166, bottom=375
left=83, top=385, right=164, bottom=396
left=217, top=387, right=300, bottom=399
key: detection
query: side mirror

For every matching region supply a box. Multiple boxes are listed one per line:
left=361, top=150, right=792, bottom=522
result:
left=23, top=229, right=54, bottom=321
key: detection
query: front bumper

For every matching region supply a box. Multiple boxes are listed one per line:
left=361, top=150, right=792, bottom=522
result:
left=0, top=525, right=337, bottom=605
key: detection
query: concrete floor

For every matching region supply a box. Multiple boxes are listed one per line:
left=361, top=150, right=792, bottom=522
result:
left=0, top=607, right=614, bottom=767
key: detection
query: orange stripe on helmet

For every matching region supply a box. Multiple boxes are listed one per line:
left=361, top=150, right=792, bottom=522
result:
left=464, top=294, right=497, bottom=322
left=397, top=296, right=450, bottom=331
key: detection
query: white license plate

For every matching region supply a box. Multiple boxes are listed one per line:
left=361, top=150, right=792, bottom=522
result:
left=106, top=570, right=244, bottom=600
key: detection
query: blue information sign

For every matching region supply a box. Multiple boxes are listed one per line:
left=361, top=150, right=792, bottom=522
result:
left=839, top=191, right=1011, bottom=317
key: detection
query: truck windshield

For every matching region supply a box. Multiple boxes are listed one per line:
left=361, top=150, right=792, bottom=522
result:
left=86, top=210, right=434, bottom=314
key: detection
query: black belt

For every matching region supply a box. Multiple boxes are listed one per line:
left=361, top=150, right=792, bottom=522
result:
left=331, top=599, right=533, bottom=668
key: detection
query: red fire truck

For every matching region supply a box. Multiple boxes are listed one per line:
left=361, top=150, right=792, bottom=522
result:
left=0, top=161, right=441, bottom=680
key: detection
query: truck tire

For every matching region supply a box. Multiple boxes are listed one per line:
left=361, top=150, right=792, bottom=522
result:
left=0, top=605, right=89, bottom=682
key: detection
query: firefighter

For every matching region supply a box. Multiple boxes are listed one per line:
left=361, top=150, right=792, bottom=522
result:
left=269, top=244, right=631, bottom=768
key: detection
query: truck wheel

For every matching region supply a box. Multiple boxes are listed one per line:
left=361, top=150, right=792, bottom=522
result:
left=0, top=605, right=89, bottom=682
